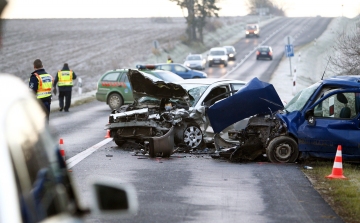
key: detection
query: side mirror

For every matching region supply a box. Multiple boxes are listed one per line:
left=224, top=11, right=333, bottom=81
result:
left=90, top=177, right=138, bottom=216
left=305, top=109, right=316, bottom=126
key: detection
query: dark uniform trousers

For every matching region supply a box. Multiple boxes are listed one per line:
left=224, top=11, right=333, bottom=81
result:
left=59, top=91, right=72, bottom=111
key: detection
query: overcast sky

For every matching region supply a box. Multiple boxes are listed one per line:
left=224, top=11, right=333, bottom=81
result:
left=2, top=0, right=359, bottom=19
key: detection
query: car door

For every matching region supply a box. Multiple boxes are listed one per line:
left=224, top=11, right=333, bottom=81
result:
left=97, top=71, right=121, bottom=100
left=297, top=90, right=360, bottom=160
left=173, top=64, right=192, bottom=79
left=119, top=72, right=134, bottom=104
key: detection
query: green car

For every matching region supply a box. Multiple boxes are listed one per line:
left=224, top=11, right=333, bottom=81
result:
left=96, top=66, right=184, bottom=110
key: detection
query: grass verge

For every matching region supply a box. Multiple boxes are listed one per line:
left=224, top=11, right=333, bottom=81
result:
left=301, top=160, right=360, bottom=223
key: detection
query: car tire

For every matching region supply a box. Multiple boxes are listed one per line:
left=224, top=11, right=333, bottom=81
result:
left=208, top=63, right=212, bottom=67
left=266, top=136, right=299, bottom=163
left=270, top=57, right=273, bottom=60
left=108, top=93, right=123, bottom=110
left=183, top=122, right=204, bottom=149
left=256, top=57, right=259, bottom=60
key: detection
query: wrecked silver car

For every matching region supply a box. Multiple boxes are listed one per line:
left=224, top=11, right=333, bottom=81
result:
left=106, top=70, right=204, bottom=157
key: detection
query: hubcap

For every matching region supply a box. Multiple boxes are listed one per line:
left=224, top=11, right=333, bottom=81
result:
left=275, top=143, right=292, bottom=160
left=183, top=125, right=202, bottom=148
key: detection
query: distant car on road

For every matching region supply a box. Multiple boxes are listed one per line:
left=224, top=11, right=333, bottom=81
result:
left=96, top=65, right=184, bottom=110
left=183, top=54, right=206, bottom=70
left=256, top=46, right=273, bottom=60
left=223, top=46, right=237, bottom=60
left=207, top=47, right=228, bottom=67
left=245, top=23, right=260, bottom=38
left=155, top=63, right=208, bottom=79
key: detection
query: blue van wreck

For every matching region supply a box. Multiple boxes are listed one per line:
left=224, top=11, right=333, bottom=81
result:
left=208, top=76, right=360, bottom=163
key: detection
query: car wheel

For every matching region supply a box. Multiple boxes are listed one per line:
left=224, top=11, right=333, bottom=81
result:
left=108, top=93, right=123, bottom=110
left=256, top=57, right=259, bottom=60
left=266, top=136, right=299, bottom=163
left=183, top=122, right=203, bottom=149
left=208, top=63, right=212, bottom=67
left=270, top=56, right=273, bottom=60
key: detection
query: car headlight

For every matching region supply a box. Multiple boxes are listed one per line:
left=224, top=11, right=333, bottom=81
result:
left=185, top=63, right=190, bottom=67
left=229, top=53, right=234, bottom=57
left=246, top=31, right=249, bottom=34
left=254, top=31, right=258, bottom=34
left=208, top=56, right=213, bottom=60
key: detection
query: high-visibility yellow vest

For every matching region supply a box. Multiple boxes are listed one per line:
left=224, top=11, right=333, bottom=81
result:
left=57, top=70, right=74, bottom=86
left=34, top=73, right=53, bottom=99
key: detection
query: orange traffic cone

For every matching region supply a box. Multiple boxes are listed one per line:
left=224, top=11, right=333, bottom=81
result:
left=59, top=138, right=65, bottom=163
left=104, top=130, right=111, bottom=138
left=326, top=145, right=347, bottom=179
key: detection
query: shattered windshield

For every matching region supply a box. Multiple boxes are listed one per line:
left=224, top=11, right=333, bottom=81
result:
left=179, top=83, right=209, bottom=107
left=284, top=82, right=321, bottom=113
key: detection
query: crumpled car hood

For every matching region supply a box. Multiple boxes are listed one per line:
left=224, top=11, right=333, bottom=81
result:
left=128, top=69, right=189, bottom=102
left=207, top=77, right=284, bottom=133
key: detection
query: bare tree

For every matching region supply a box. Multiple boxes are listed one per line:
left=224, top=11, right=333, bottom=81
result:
left=246, top=0, right=285, bottom=16
left=170, top=0, right=221, bottom=42
left=329, top=28, right=360, bottom=75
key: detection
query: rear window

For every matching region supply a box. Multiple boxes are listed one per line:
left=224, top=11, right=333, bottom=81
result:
left=225, top=48, right=234, bottom=53
left=259, top=47, right=270, bottom=52
left=153, top=71, right=183, bottom=82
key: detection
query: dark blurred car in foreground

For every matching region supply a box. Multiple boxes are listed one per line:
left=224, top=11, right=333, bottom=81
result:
left=96, top=65, right=184, bottom=110
left=1, top=74, right=137, bottom=223
left=209, top=76, right=360, bottom=163
left=223, top=46, right=237, bottom=61
left=183, top=54, right=206, bottom=70
left=155, top=63, right=208, bottom=79
left=256, top=46, right=273, bottom=60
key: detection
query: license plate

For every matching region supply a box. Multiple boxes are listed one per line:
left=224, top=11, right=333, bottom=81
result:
left=261, top=52, right=267, bottom=55
left=214, top=60, right=220, bottom=63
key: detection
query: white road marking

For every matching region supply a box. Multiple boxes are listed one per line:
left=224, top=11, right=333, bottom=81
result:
left=66, top=138, right=113, bottom=169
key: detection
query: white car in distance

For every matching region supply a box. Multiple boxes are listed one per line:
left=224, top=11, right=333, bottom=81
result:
left=183, top=54, right=207, bottom=70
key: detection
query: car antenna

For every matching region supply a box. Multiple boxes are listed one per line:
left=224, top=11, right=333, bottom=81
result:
left=321, top=56, right=331, bottom=80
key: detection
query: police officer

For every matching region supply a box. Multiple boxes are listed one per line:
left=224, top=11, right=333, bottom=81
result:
left=28, top=59, right=53, bottom=122
left=167, top=55, right=173, bottom=63
left=53, top=63, right=77, bottom=112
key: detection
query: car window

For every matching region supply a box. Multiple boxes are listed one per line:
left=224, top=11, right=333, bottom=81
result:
left=204, top=86, right=229, bottom=106
left=313, top=92, right=358, bottom=119
left=180, top=83, right=210, bottom=107
left=210, top=50, right=225, bottom=56
left=174, top=65, right=187, bottom=72
left=102, top=72, right=120, bottom=81
left=153, top=71, right=183, bottom=82
left=158, top=64, right=172, bottom=71
left=6, top=99, right=76, bottom=222
left=187, top=55, right=201, bottom=60
left=225, top=47, right=234, bottom=53
left=285, top=82, right=321, bottom=113
left=231, top=83, right=245, bottom=91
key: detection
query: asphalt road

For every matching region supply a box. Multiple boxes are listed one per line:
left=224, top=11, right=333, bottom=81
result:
left=48, top=17, right=344, bottom=223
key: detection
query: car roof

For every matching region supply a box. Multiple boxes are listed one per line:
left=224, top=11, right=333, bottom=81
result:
left=210, top=47, right=226, bottom=51
left=322, top=75, right=360, bottom=87
left=176, top=78, right=246, bottom=85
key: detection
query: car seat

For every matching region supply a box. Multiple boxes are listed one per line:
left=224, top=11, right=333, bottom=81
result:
left=337, top=93, right=351, bottom=118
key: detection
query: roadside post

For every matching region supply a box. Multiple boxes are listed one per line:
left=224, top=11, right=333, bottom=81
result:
left=78, top=77, right=82, bottom=95
left=284, top=35, right=294, bottom=77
